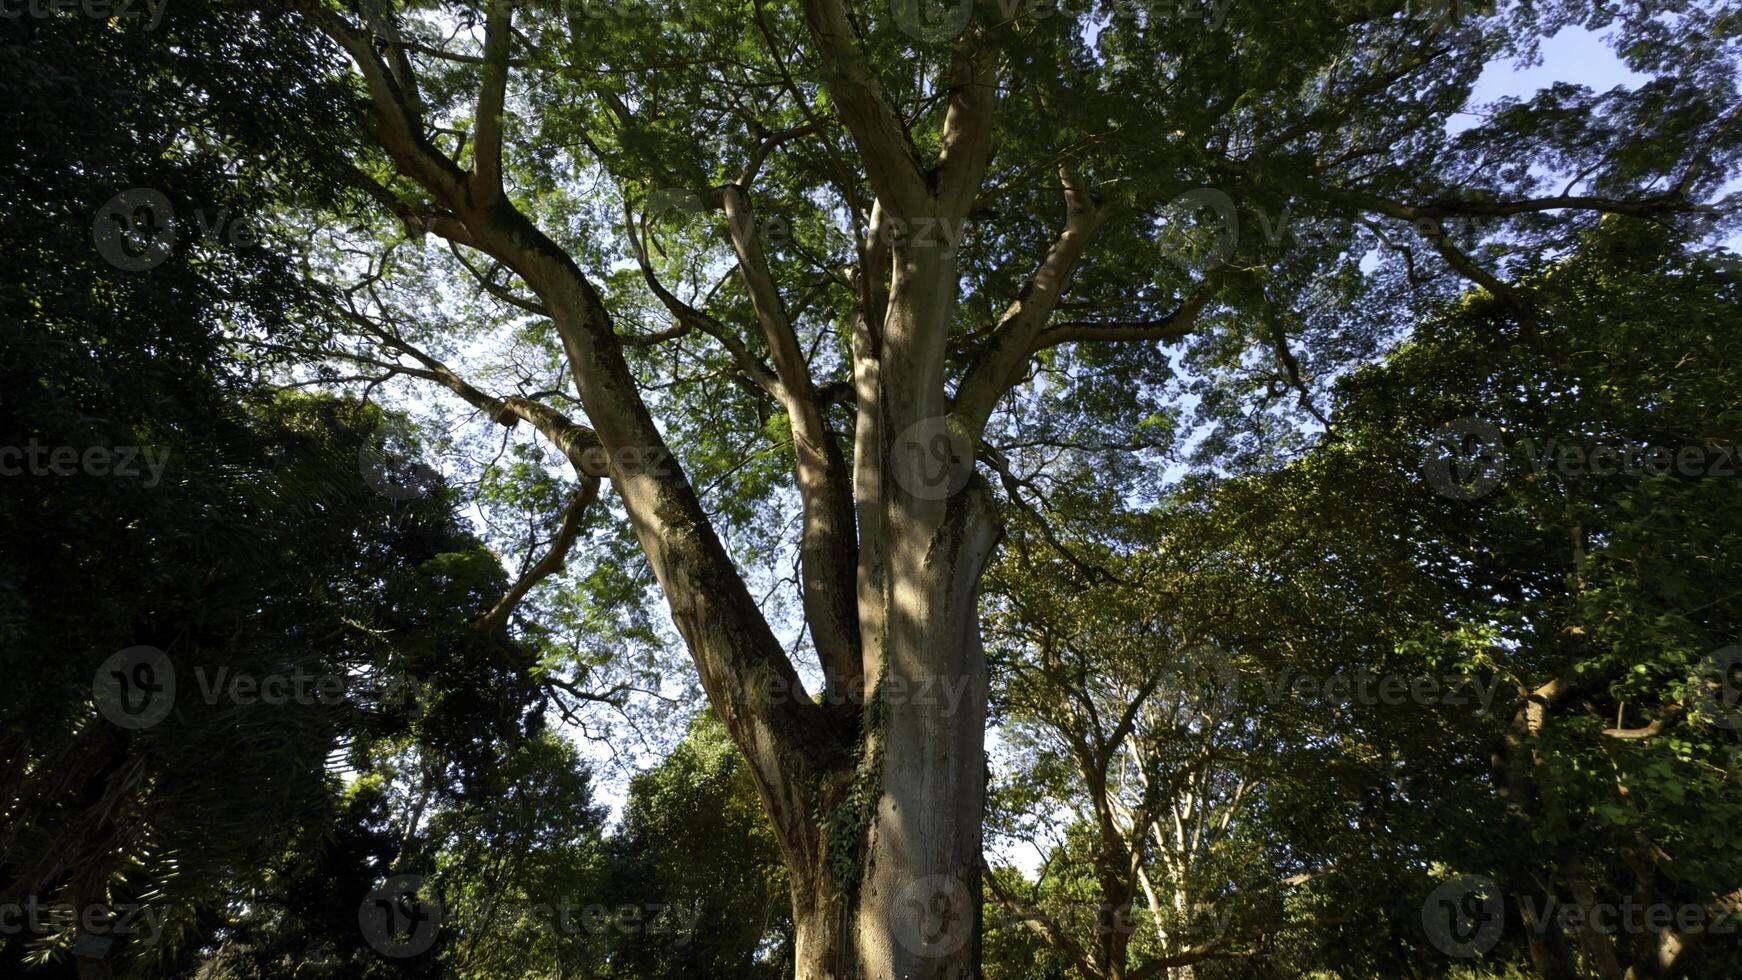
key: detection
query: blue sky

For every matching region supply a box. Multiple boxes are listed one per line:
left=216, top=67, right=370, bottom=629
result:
left=1465, top=25, right=1741, bottom=252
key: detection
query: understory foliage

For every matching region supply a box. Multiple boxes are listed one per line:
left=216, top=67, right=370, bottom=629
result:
left=982, top=228, right=1742, bottom=978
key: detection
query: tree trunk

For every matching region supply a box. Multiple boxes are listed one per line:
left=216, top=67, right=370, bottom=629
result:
left=852, top=482, right=997, bottom=979
left=791, top=861, right=856, bottom=979
left=768, top=478, right=997, bottom=979
left=772, top=232, right=998, bottom=976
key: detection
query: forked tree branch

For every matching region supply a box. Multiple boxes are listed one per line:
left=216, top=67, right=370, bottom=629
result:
left=474, top=477, right=601, bottom=634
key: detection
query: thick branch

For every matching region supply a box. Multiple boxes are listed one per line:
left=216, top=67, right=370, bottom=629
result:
left=984, top=865, right=1102, bottom=979
left=722, top=184, right=862, bottom=689
left=934, top=35, right=1001, bottom=216
left=797, top=0, right=931, bottom=216
left=310, top=8, right=843, bottom=863
left=954, top=167, right=1112, bottom=434
left=472, top=0, right=511, bottom=206
left=1029, top=276, right=1222, bottom=353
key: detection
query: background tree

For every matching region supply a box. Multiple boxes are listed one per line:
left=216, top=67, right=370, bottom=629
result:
left=1318, top=226, right=1742, bottom=980
left=600, top=709, right=794, bottom=979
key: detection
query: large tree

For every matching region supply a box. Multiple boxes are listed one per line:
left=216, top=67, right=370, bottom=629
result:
left=245, top=0, right=1741, bottom=974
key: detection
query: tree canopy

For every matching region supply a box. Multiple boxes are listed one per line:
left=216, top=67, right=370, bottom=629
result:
left=2, top=0, right=1738, bottom=978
